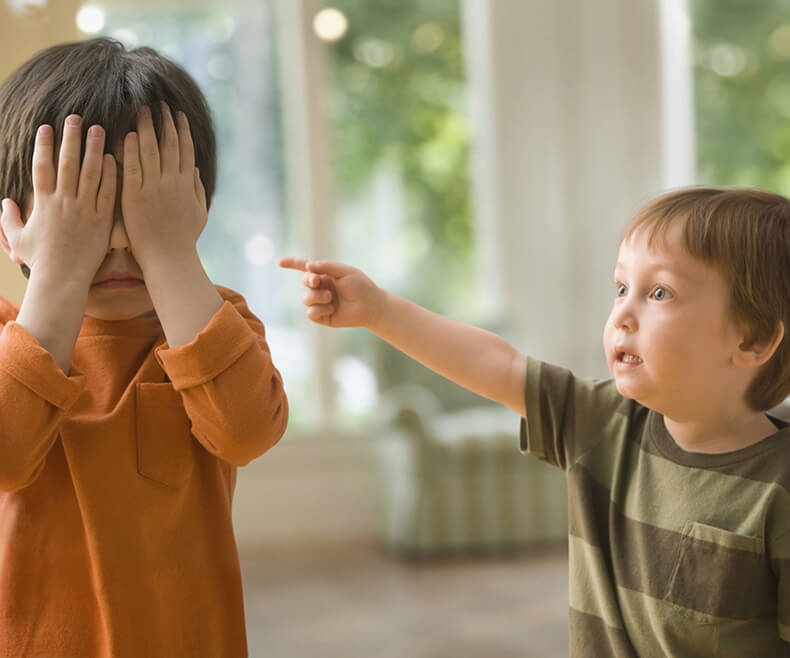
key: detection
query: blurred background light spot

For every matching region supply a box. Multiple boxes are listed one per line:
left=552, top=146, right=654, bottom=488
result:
left=5, top=0, right=46, bottom=13
left=76, top=4, right=105, bottom=34
left=207, top=54, right=234, bottom=80
left=412, top=22, right=444, bottom=53
left=771, top=24, right=790, bottom=59
left=333, top=356, right=378, bottom=415
left=244, top=234, right=274, bottom=266
left=766, top=82, right=790, bottom=119
left=313, top=7, right=348, bottom=42
left=708, top=43, right=746, bottom=77
left=353, top=38, right=395, bottom=68
left=109, top=27, right=139, bottom=48
left=160, top=42, right=183, bottom=63
left=204, top=13, right=236, bottom=43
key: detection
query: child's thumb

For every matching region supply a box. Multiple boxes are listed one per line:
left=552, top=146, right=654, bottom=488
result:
left=0, top=198, right=22, bottom=231
left=0, top=199, right=24, bottom=246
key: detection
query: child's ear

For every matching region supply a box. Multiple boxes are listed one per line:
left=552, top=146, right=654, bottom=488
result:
left=735, top=322, right=785, bottom=368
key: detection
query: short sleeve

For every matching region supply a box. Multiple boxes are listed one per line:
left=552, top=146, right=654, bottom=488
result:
left=771, top=530, right=790, bottom=647
left=519, top=356, right=629, bottom=471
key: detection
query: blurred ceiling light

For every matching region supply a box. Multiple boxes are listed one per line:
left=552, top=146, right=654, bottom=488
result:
left=204, top=13, right=236, bottom=43
left=709, top=43, right=747, bottom=77
left=412, top=22, right=444, bottom=54
left=313, top=7, right=348, bottom=42
left=5, top=0, right=46, bottom=13
left=76, top=4, right=106, bottom=34
left=244, top=234, right=274, bottom=266
left=353, top=38, right=395, bottom=68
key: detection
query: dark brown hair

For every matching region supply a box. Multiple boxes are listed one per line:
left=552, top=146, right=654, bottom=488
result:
left=0, top=38, right=217, bottom=273
left=621, top=186, right=790, bottom=411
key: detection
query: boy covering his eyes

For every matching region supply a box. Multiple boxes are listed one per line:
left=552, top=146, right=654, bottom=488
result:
left=0, top=38, right=288, bottom=657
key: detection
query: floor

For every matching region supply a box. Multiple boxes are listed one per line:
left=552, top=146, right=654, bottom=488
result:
left=241, top=542, right=569, bottom=658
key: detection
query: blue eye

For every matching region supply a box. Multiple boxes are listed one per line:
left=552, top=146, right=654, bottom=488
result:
left=652, top=287, right=669, bottom=301
left=615, top=283, right=627, bottom=297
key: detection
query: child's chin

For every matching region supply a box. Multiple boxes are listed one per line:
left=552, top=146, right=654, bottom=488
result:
left=613, top=379, right=640, bottom=401
left=85, top=300, right=155, bottom=321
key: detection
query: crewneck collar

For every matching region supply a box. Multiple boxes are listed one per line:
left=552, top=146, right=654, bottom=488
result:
left=79, top=312, right=163, bottom=338
left=648, top=409, right=790, bottom=468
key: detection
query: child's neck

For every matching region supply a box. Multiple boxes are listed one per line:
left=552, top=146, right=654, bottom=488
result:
left=663, top=411, right=778, bottom=454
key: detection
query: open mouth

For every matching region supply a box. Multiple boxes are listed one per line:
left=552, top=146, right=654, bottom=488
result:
left=616, top=351, right=643, bottom=365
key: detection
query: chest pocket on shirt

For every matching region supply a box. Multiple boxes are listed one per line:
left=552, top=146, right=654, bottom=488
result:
left=664, top=520, right=763, bottom=622
left=136, top=382, right=195, bottom=489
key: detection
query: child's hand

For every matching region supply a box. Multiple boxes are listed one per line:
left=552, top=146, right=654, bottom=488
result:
left=121, top=103, right=207, bottom=272
left=279, top=258, right=385, bottom=328
left=0, top=115, right=116, bottom=284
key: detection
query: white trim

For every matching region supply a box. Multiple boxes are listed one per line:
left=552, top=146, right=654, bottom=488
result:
left=274, top=0, right=338, bottom=427
left=659, top=0, right=696, bottom=187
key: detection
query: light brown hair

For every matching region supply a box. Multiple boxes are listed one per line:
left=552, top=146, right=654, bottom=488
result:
left=621, top=186, right=790, bottom=411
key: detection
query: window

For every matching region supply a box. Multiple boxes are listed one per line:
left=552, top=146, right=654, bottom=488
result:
left=322, top=0, right=481, bottom=430
left=691, top=0, right=790, bottom=191
left=93, top=0, right=475, bottom=434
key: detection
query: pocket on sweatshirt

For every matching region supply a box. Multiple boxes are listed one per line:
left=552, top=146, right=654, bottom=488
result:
left=136, top=382, right=195, bottom=488
left=664, top=520, right=762, bottom=623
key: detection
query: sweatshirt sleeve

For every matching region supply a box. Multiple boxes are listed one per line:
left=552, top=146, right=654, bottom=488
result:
left=154, top=289, right=288, bottom=466
left=0, top=321, right=86, bottom=491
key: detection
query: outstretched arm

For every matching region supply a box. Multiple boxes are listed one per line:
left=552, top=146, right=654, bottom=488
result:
left=280, top=258, right=526, bottom=416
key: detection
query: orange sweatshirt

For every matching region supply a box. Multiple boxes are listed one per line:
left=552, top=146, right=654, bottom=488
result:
left=0, top=286, right=288, bottom=657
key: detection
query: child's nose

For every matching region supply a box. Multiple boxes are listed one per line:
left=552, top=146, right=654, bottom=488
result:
left=612, top=299, right=637, bottom=332
left=108, top=213, right=131, bottom=253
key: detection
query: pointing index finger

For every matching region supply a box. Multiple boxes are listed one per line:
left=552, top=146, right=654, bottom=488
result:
left=279, top=257, right=310, bottom=272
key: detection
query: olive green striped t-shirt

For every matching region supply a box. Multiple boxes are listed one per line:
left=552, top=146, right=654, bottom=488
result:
left=520, top=357, right=790, bottom=657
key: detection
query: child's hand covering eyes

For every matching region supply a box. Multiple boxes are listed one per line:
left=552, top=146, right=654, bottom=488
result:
left=0, top=115, right=116, bottom=284
left=121, top=102, right=207, bottom=273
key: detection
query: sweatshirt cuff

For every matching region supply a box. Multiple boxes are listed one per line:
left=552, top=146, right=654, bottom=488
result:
left=0, top=322, right=86, bottom=409
left=154, top=301, right=258, bottom=391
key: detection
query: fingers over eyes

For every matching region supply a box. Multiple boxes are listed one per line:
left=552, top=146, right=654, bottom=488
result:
left=77, top=125, right=107, bottom=200
left=159, top=102, right=180, bottom=174
left=136, top=105, right=160, bottom=180
left=32, top=125, right=55, bottom=194
left=56, top=115, right=82, bottom=195
left=177, top=111, right=195, bottom=174
left=96, top=155, right=117, bottom=216
left=123, top=132, right=142, bottom=189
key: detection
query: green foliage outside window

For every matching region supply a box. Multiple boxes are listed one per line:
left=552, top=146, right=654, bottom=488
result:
left=324, top=0, right=472, bottom=312
left=691, top=0, right=790, bottom=191
left=323, top=0, right=487, bottom=413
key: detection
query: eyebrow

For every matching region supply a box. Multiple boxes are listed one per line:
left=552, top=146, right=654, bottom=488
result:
left=614, top=261, right=694, bottom=281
